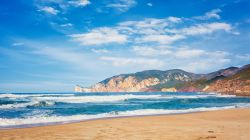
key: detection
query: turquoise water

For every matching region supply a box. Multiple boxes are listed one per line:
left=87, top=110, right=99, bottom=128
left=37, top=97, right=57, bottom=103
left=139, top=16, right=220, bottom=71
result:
left=0, top=92, right=250, bottom=128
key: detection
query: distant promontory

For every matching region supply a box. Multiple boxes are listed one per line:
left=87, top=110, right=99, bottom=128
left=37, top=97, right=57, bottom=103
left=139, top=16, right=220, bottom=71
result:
left=75, top=64, right=250, bottom=96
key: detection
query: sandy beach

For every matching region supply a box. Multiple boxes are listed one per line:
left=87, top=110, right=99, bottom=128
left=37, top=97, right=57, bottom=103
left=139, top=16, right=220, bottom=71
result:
left=0, top=108, right=250, bottom=140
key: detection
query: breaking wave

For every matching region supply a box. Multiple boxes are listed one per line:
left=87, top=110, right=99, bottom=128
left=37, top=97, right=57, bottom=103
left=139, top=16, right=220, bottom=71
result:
left=32, top=94, right=235, bottom=103
left=0, top=101, right=55, bottom=109
left=33, top=94, right=163, bottom=103
left=0, top=93, right=237, bottom=109
left=0, top=106, right=238, bottom=128
left=0, top=92, right=248, bottom=128
left=0, top=93, right=74, bottom=99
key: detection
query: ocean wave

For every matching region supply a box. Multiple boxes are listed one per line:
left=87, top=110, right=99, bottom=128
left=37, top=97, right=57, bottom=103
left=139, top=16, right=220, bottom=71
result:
left=161, top=95, right=212, bottom=99
left=234, top=103, right=250, bottom=108
left=33, top=94, right=163, bottom=103
left=45, top=94, right=236, bottom=103
left=198, top=92, right=237, bottom=97
left=0, top=101, right=55, bottom=109
left=0, top=93, right=74, bottom=99
left=33, top=94, right=215, bottom=103
left=0, top=93, right=236, bottom=108
left=216, top=94, right=236, bottom=97
left=0, top=106, right=237, bottom=128
left=27, top=101, right=55, bottom=108
left=0, top=101, right=39, bottom=109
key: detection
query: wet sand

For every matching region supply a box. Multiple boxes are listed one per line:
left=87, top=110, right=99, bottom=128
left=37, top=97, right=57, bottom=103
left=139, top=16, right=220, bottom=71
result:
left=1, top=108, right=250, bottom=140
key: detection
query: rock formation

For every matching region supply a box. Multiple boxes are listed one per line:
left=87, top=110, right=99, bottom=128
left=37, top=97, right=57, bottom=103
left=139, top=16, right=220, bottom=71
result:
left=204, top=65, right=250, bottom=96
left=75, top=64, right=250, bottom=96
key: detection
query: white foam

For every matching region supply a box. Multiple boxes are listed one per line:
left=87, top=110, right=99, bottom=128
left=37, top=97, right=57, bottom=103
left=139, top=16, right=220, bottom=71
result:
left=0, top=101, right=39, bottom=109
left=163, top=95, right=212, bottom=99
left=0, top=106, right=236, bottom=128
left=33, top=94, right=216, bottom=103
left=0, top=93, right=74, bottom=99
left=0, top=101, right=55, bottom=109
left=116, top=106, right=235, bottom=115
left=234, top=103, right=250, bottom=108
left=33, top=94, right=163, bottom=103
left=0, top=94, right=236, bottom=107
left=59, top=94, right=233, bottom=103
left=0, top=93, right=236, bottom=109
left=197, top=92, right=217, bottom=95
left=216, top=94, right=236, bottom=97
left=201, top=92, right=237, bottom=97
left=0, top=94, right=164, bottom=109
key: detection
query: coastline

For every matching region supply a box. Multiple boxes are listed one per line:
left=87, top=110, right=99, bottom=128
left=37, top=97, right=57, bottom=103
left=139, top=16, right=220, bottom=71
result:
left=0, top=105, right=238, bottom=130
left=1, top=108, right=250, bottom=140
left=0, top=107, right=233, bottom=130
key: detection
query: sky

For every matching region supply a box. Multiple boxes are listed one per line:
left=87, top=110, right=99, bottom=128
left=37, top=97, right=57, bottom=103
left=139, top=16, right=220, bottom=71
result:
left=0, top=0, right=250, bottom=92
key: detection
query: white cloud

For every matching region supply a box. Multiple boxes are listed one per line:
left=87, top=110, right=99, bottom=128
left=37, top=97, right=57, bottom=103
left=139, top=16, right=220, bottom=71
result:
left=67, top=8, right=238, bottom=50
left=99, top=47, right=232, bottom=72
left=129, top=44, right=233, bottom=72
left=194, top=9, right=222, bottom=20
left=60, top=23, right=73, bottom=27
left=132, top=45, right=231, bottom=61
left=133, top=46, right=172, bottom=56
left=174, top=48, right=230, bottom=59
left=205, top=9, right=222, bottom=19
left=64, top=9, right=239, bottom=74
left=113, top=17, right=184, bottom=45
left=175, top=48, right=206, bottom=58
left=92, top=49, right=110, bottom=54
left=70, top=16, right=235, bottom=47
left=39, top=6, right=59, bottom=15
left=147, top=3, right=153, bottom=6
left=118, top=17, right=181, bottom=31
left=36, top=0, right=90, bottom=16
left=68, top=0, right=91, bottom=7
left=137, top=34, right=185, bottom=44
left=167, top=17, right=182, bottom=23
left=100, top=56, right=164, bottom=67
left=175, top=22, right=232, bottom=35
left=179, top=58, right=231, bottom=72
left=70, top=27, right=127, bottom=46
left=106, top=0, right=137, bottom=12
left=114, top=11, right=235, bottom=45
left=119, top=17, right=179, bottom=29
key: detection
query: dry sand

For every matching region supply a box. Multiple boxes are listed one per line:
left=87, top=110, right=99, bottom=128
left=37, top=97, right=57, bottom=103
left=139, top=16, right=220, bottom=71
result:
left=1, top=108, right=250, bottom=140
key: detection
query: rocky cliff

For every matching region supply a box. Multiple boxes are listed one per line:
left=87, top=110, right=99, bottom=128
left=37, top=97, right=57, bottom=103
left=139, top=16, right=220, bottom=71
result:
left=77, top=69, right=201, bottom=92
left=76, top=64, right=250, bottom=96
left=204, top=65, right=250, bottom=96
left=89, top=76, right=160, bottom=92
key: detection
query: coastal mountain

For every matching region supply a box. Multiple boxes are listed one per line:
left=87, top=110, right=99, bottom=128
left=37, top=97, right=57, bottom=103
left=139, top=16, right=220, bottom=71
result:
left=204, top=64, right=250, bottom=96
left=75, top=64, right=250, bottom=95
left=76, top=69, right=203, bottom=92
left=203, top=66, right=239, bottom=79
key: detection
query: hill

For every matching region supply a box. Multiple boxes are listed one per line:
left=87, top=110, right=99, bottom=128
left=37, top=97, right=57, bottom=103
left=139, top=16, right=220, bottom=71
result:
left=75, top=64, right=250, bottom=96
left=204, top=65, right=250, bottom=96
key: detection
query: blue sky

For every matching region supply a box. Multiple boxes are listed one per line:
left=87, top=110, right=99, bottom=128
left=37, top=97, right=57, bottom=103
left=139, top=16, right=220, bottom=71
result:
left=0, top=0, right=250, bottom=92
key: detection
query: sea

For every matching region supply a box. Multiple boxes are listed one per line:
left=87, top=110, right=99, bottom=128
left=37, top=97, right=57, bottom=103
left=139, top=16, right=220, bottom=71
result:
left=0, top=92, right=250, bottom=129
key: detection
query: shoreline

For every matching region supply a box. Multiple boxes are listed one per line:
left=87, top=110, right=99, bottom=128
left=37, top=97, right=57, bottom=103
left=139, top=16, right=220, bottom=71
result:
left=0, top=106, right=239, bottom=130
left=1, top=108, right=250, bottom=140
left=0, top=110, right=213, bottom=130
left=0, top=92, right=249, bottom=130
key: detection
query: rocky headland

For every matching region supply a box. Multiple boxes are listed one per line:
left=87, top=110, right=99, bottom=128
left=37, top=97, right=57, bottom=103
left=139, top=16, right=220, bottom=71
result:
left=75, top=64, right=250, bottom=96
